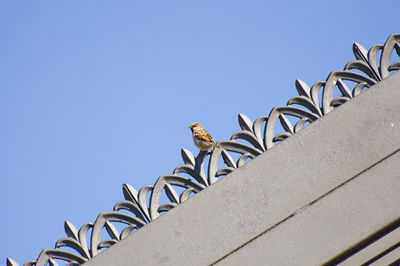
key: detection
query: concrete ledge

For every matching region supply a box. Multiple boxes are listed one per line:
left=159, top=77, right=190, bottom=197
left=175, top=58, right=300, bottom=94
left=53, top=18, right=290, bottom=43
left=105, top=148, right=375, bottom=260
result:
left=216, top=150, right=400, bottom=265
left=85, top=72, right=400, bottom=265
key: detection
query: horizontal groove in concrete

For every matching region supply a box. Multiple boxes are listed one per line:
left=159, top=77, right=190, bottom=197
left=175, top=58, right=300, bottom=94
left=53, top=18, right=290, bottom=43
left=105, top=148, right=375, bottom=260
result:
left=215, top=150, right=400, bottom=265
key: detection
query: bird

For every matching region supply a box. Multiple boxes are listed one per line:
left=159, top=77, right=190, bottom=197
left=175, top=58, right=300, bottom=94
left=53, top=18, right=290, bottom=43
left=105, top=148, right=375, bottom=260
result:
left=189, top=122, right=221, bottom=151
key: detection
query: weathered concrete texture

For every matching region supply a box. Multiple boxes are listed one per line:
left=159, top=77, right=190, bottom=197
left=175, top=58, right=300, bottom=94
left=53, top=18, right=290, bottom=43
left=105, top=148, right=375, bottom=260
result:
left=84, top=71, right=400, bottom=266
left=338, top=219, right=400, bottom=265
left=216, top=150, right=400, bottom=265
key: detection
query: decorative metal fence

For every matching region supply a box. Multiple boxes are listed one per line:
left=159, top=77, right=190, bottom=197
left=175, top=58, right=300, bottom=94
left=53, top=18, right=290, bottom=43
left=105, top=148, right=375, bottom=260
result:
left=7, top=33, right=400, bottom=266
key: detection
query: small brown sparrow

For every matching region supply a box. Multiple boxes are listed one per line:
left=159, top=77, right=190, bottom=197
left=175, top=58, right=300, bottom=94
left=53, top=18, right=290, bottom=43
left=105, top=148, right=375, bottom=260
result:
left=189, top=122, right=220, bottom=151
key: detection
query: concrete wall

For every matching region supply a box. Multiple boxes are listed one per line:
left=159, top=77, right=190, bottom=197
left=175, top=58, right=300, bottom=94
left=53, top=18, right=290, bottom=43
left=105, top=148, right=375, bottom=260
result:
left=85, top=72, right=400, bottom=265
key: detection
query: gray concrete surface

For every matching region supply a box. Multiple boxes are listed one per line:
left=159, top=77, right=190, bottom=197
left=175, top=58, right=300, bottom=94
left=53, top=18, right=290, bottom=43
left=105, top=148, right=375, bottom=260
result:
left=84, top=71, right=400, bottom=266
left=216, top=150, right=400, bottom=265
left=338, top=221, right=400, bottom=265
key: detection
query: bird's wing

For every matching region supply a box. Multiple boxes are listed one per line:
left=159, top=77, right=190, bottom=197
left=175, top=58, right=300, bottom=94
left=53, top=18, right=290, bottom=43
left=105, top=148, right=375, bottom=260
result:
left=195, top=129, right=214, bottom=143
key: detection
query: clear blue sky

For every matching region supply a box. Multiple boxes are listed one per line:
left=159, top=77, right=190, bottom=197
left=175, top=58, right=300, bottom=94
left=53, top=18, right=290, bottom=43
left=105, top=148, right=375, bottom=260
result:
left=1, top=0, right=399, bottom=263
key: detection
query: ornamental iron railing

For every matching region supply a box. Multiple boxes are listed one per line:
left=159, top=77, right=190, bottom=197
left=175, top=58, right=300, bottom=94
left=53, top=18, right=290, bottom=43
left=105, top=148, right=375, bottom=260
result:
left=7, top=33, right=400, bottom=266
